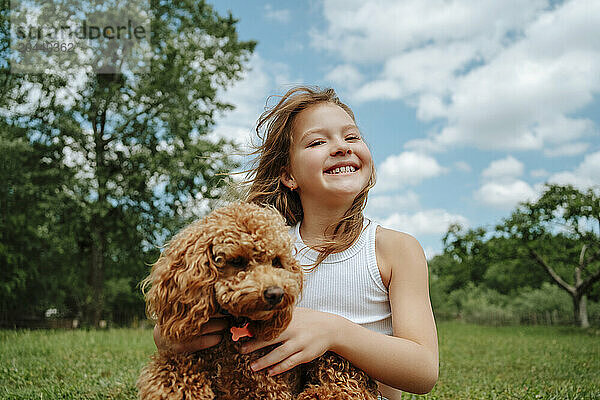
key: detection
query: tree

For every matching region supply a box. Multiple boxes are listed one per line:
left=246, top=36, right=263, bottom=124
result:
left=498, top=184, right=600, bottom=328
left=2, top=3, right=85, bottom=322
left=0, top=75, right=87, bottom=323
left=1, top=0, right=255, bottom=325
left=438, top=224, right=490, bottom=290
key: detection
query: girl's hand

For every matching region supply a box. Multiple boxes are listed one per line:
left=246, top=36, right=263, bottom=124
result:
left=239, top=307, right=343, bottom=376
left=154, top=314, right=228, bottom=353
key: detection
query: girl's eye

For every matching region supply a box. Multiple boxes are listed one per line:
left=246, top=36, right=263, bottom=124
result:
left=346, top=135, right=360, bottom=141
left=308, top=140, right=325, bottom=147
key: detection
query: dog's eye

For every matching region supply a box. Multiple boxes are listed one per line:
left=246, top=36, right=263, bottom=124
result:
left=213, top=254, right=225, bottom=266
left=229, top=257, right=247, bottom=268
left=272, top=257, right=282, bottom=268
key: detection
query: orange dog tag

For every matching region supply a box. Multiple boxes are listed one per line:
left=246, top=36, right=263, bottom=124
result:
left=231, top=323, right=253, bottom=341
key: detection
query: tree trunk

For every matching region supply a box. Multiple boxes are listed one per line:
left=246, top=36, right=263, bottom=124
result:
left=574, top=253, right=590, bottom=328
left=90, top=106, right=107, bottom=328
left=577, top=295, right=590, bottom=329
left=529, top=248, right=594, bottom=328
left=90, top=226, right=105, bottom=327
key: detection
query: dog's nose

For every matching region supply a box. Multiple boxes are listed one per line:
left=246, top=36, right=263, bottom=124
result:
left=263, top=286, right=284, bottom=305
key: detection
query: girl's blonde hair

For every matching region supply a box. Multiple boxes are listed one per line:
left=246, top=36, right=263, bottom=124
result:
left=244, top=86, right=376, bottom=269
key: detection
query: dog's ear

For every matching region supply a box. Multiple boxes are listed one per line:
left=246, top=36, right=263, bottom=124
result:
left=144, top=230, right=219, bottom=343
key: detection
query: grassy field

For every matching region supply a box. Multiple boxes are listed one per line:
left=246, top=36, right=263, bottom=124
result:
left=1, top=321, right=598, bottom=400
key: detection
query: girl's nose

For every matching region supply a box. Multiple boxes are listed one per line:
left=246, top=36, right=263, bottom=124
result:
left=331, top=143, right=352, bottom=156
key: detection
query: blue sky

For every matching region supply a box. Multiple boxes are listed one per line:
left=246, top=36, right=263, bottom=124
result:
left=208, top=0, right=600, bottom=258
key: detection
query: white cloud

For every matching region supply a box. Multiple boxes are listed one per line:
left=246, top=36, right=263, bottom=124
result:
left=312, top=0, right=546, bottom=64
left=313, top=0, right=600, bottom=154
left=475, top=180, right=538, bottom=209
left=378, top=42, right=476, bottom=100
left=264, top=4, right=291, bottom=23
left=324, top=64, right=364, bottom=89
left=530, top=168, right=549, bottom=178
left=365, top=191, right=420, bottom=217
left=211, top=53, right=291, bottom=149
left=379, top=209, right=469, bottom=236
left=353, top=79, right=401, bottom=103
left=417, top=94, right=447, bottom=121
left=415, top=45, right=600, bottom=151
left=475, top=156, right=539, bottom=209
left=548, top=151, right=600, bottom=189
left=373, top=151, right=447, bottom=193
left=481, top=155, right=524, bottom=180
left=454, top=161, right=471, bottom=172
left=544, top=142, right=590, bottom=157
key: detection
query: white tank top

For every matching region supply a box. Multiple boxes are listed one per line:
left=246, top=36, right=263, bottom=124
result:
left=291, top=219, right=393, bottom=335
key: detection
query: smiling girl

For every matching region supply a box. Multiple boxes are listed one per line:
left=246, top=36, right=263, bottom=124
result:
left=153, top=86, right=439, bottom=399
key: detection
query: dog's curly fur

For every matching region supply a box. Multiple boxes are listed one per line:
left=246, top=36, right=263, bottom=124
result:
left=137, top=202, right=378, bottom=400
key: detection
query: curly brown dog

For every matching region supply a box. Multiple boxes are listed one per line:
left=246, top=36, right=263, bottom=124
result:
left=137, top=202, right=378, bottom=400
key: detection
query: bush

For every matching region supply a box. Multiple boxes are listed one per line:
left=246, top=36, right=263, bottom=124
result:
left=588, top=300, right=600, bottom=325
left=452, top=283, right=517, bottom=325
left=510, top=283, right=572, bottom=325
left=431, top=282, right=600, bottom=327
left=104, top=278, right=145, bottom=327
left=432, top=283, right=516, bottom=325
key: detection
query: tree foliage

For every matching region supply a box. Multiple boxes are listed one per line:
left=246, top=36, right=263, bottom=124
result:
left=498, top=184, right=600, bottom=327
left=430, top=184, right=600, bottom=327
left=432, top=224, right=548, bottom=295
left=1, top=0, right=255, bottom=326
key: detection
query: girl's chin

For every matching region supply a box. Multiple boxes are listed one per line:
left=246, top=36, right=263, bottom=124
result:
left=321, top=186, right=364, bottom=199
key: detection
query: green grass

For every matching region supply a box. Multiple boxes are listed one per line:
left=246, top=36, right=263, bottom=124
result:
left=0, top=329, right=152, bottom=399
left=413, top=322, right=600, bottom=400
left=1, top=322, right=599, bottom=399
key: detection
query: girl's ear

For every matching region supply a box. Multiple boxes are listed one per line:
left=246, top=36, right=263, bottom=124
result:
left=279, top=167, right=297, bottom=190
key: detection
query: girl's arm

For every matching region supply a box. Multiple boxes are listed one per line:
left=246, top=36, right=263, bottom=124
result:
left=241, top=229, right=439, bottom=394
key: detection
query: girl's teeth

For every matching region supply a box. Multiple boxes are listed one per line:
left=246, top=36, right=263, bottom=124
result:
left=327, top=166, right=356, bottom=174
